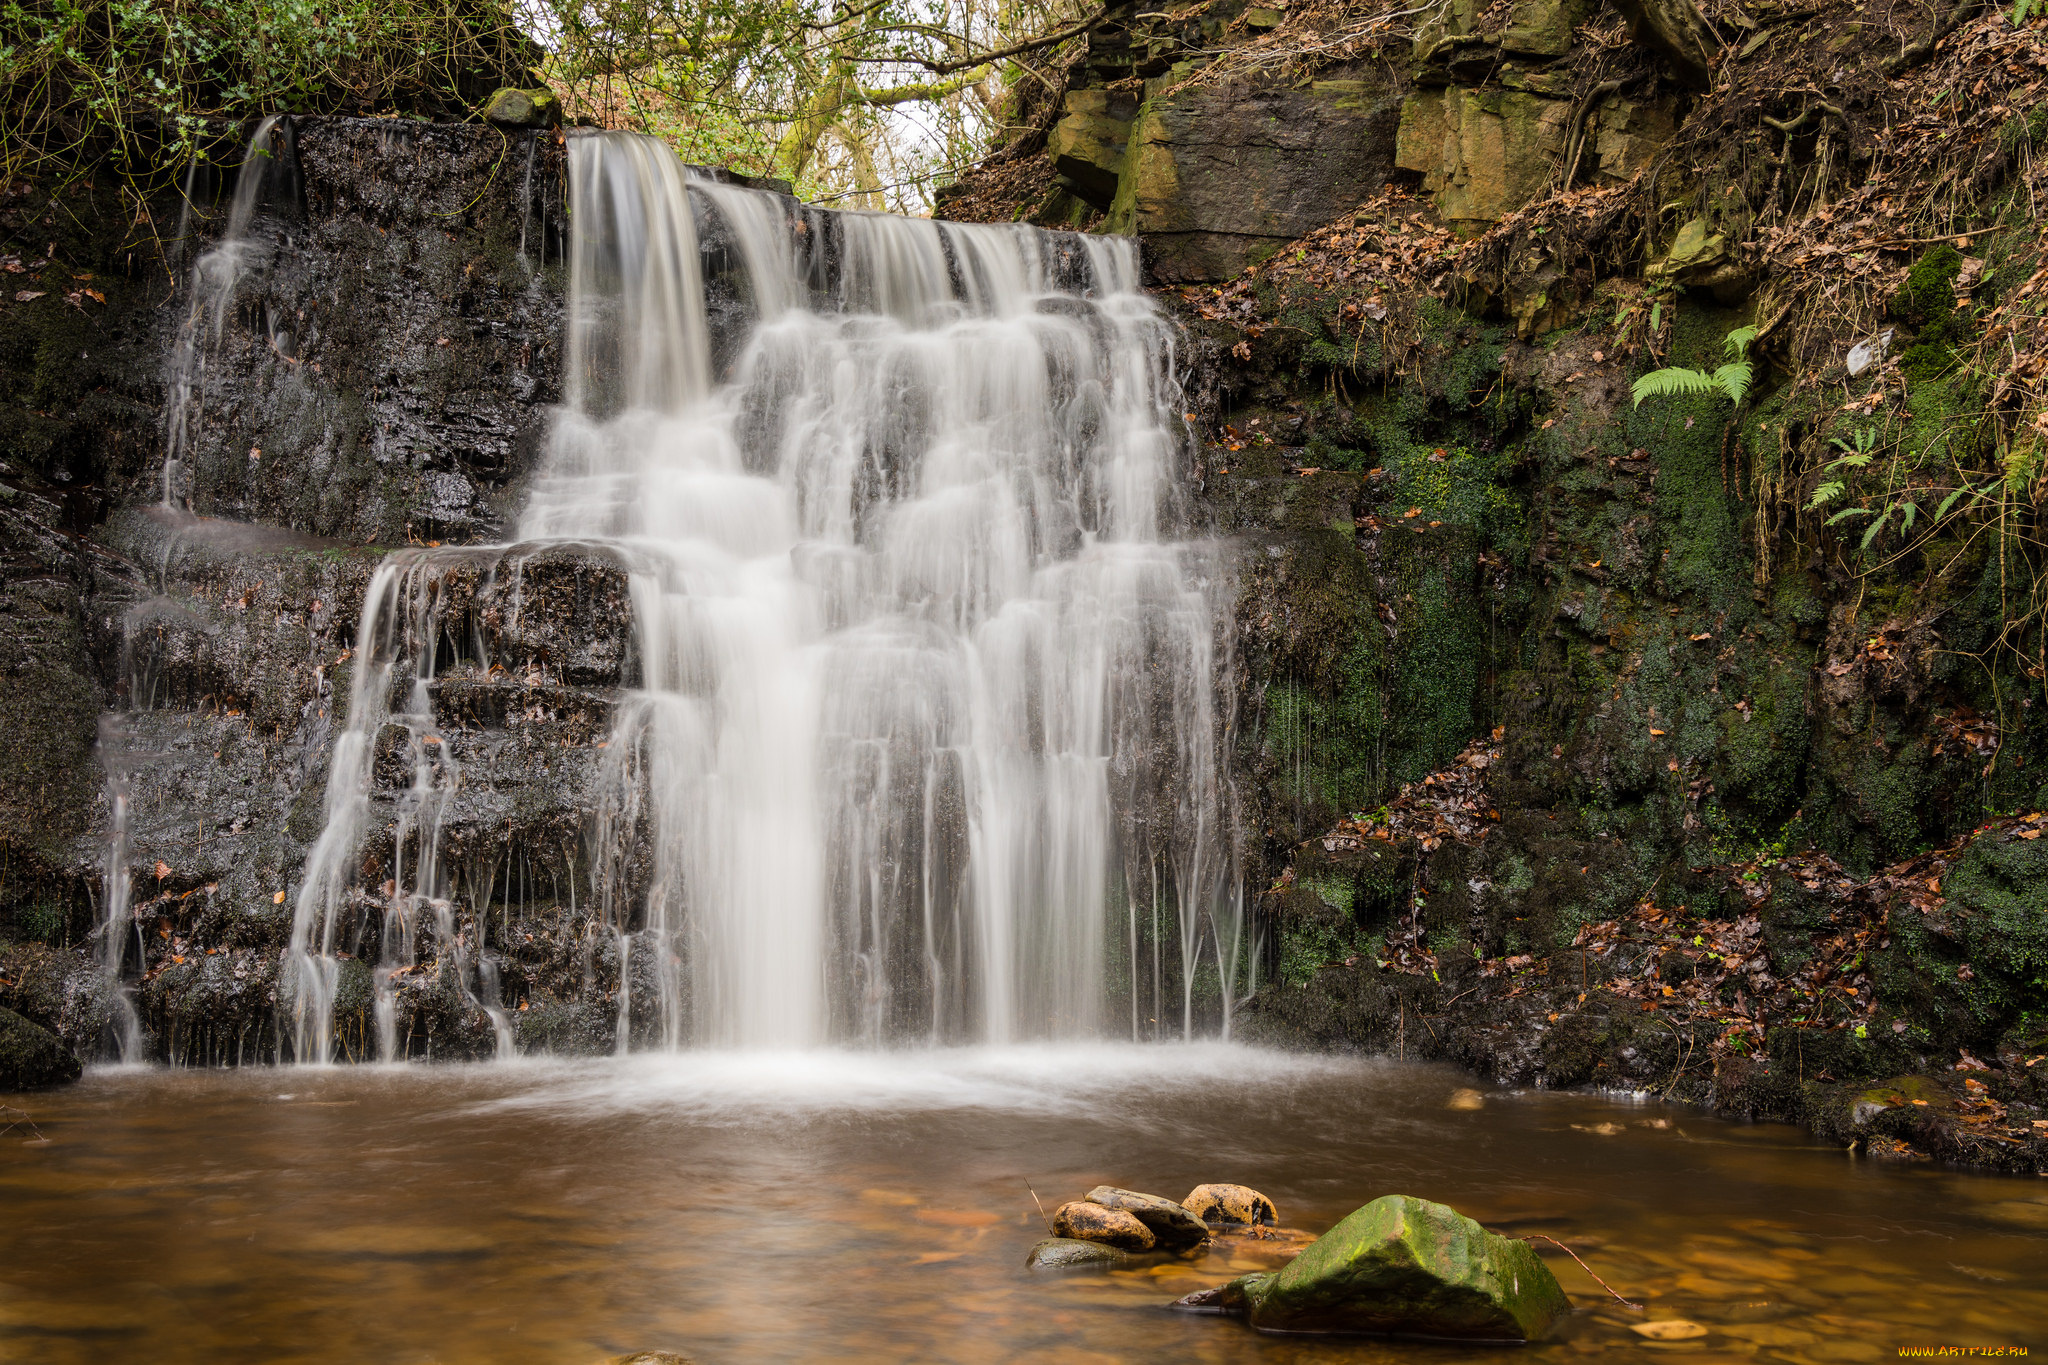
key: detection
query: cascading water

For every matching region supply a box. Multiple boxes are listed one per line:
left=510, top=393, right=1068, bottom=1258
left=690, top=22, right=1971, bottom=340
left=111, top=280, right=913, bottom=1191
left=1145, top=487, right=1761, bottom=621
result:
left=287, top=130, right=1249, bottom=1060
left=163, top=115, right=289, bottom=510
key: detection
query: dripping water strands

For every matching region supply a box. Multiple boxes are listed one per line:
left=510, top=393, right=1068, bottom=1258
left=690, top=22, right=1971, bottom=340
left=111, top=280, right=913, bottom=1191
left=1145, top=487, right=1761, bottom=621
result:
left=162, top=115, right=290, bottom=511
left=289, top=128, right=1252, bottom=1061
left=94, top=714, right=146, bottom=1062
left=286, top=551, right=529, bottom=1063
left=91, top=583, right=224, bottom=1063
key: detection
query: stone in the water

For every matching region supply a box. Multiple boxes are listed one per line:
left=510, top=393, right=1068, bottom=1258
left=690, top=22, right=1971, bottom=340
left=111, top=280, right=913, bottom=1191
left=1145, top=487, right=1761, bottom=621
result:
left=1183, top=1183, right=1279, bottom=1227
left=1631, top=1321, right=1710, bottom=1341
left=1052, top=1201, right=1156, bottom=1250
left=1026, top=1237, right=1129, bottom=1270
left=482, top=87, right=562, bottom=128
left=1084, top=1186, right=1209, bottom=1249
left=1448, top=1088, right=1487, bottom=1111
left=604, top=1354, right=694, bottom=1364
left=1175, top=1194, right=1570, bottom=1341
left=0, top=1007, right=81, bottom=1091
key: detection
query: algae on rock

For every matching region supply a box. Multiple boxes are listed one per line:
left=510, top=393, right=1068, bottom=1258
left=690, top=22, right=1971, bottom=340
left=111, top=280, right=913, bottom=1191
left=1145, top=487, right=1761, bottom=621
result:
left=1182, top=1193, right=1570, bottom=1340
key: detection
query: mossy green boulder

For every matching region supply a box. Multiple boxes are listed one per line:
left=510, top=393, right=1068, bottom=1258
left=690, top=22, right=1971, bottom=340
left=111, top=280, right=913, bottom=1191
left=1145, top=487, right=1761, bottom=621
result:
left=482, top=87, right=561, bottom=128
left=1178, top=1194, right=1570, bottom=1341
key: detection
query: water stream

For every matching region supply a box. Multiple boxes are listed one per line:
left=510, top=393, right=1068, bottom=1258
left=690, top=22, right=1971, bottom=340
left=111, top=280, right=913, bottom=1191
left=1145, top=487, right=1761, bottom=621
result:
left=4, top=1053, right=2042, bottom=1361
left=285, top=130, right=1245, bottom=1060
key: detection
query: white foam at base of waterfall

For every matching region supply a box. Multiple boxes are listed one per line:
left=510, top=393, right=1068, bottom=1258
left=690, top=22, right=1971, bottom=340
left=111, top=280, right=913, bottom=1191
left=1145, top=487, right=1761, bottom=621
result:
left=285, top=130, right=1250, bottom=1061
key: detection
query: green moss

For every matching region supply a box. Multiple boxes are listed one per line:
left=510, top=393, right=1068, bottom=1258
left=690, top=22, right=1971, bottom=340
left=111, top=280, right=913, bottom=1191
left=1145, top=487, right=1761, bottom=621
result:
left=1896, top=245, right=1963, bottom=320
left=1876, top=835, right=2048, bottom=1050
left=1385, top=566, right=1485, bottom=785
left=1632, top=392, right=1746, bottom=603
left=1893, top=246, right=1967, bottom=383
left=1276, top=910, right=1365, bottom=988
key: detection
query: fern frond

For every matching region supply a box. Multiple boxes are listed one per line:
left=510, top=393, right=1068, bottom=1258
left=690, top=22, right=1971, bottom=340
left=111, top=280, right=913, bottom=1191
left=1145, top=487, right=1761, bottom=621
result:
left=1807, top=480, right=1844, bottom=510
left=1723, top=324, right=1758, bottom=359
left=1631, top=367, right=1719, bottom=407
left=1826, top=507, right=1874, bottom=525
left=1713, top=359, right=1753, bottom=406
left=1825, top=452, right=1873, bottom=471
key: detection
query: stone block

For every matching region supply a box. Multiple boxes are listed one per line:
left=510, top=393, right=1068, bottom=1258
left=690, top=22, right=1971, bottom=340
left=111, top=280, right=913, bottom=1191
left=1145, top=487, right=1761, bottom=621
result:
left=1394, top=86, right=1570, bottom=232
left=1499, top=0, right=1588, bottom=58
left=1106, top=75, right=1402, bottom=282
left=1047, top=92, right=1134, bottom=208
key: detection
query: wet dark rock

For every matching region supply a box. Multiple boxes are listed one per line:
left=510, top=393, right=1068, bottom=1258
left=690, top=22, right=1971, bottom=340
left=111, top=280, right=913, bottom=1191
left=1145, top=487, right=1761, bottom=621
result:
left=1183, top=1183, right=1278, bottom=1227
left=602, top=1353, right=694, bottom=1365
left=164, top=116, right=569, bottom=544
left=0, top=1005, right=81, bottom=1089
left=1083, top=1186, right=1209, bottom=1249
left=1025, top=1236, right=1129, bottom=1269
left=1051, top=1200, right=1156, bottom=1250
left=1177, top=1194, right=1569, bottom=1341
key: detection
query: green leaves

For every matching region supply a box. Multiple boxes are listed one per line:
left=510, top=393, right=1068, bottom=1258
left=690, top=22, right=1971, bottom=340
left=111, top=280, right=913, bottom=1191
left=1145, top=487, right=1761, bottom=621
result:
left=1820, top=471, right=1991, bottom=557
left=1630, top=365, right=1720, bottom=406
left=1631, top=324, right=1761, bottom=409
left=1712, top=358, right=1753, bottom=406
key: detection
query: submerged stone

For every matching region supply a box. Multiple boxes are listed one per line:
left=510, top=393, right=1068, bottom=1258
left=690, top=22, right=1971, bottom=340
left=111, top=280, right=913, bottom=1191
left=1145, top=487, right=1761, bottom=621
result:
left=0, top=1006, right=81, bottom=1090
left=1026, top=1236, right=1129, bottom=1270
left=1052, top=1200, right=1156, bottom=1250
left=1182, top=1183, right=1279, bottom=1227
left=1176, top=1194, right=1570, bottom=1341
left=1084, top=1186, right=1209, bottom=1249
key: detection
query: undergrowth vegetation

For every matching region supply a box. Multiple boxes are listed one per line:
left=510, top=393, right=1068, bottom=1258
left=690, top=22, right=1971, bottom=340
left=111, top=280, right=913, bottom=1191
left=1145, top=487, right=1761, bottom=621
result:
left=0, top=0, right=536, bottom=187
left=0, top=0, right=1095, bottom=207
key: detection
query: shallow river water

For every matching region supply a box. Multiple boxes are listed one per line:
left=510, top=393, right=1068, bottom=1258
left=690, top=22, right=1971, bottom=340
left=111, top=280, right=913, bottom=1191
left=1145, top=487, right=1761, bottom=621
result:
left=2, top=1045, right=2043, bottom=1363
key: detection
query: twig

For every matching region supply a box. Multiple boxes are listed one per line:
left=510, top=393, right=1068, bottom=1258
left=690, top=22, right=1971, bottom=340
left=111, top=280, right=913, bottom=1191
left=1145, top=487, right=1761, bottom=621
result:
left=1026, top=1180, right=1053, bottom=1234
left=1521, top=1234, right=1642, bottom=1309
left=1870, top=225, right=2005, bottom=248
left=1, top=1104, right=50, bottom=1144
left=1657, top=1014, right=1694, bottom=1098
left=916, top=6, right=1109, bottom=75
left=1884, top=0, right=1984, bottom=74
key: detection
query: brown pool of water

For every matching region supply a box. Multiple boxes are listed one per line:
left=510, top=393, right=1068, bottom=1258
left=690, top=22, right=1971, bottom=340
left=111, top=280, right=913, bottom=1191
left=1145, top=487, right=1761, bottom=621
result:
left=1, top=1044, right=2042, bottom=1363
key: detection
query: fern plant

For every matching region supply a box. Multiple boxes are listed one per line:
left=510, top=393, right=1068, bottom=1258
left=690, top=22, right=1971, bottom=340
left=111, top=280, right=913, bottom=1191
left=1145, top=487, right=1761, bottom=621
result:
left=1807, top=428, right=1878, bottom=510
left=1808, top=425, right=1997, bottom=552
left=1631, top=325, right=1759, bottom=408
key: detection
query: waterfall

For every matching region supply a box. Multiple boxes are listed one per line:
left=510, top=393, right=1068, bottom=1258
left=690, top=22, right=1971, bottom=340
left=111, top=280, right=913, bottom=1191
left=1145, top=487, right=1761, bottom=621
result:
left=163, top=114, right=289, bottom=510
left=94, top=714, right=146, bottom=1062
left=286, top=130, right=1246, bottom=1059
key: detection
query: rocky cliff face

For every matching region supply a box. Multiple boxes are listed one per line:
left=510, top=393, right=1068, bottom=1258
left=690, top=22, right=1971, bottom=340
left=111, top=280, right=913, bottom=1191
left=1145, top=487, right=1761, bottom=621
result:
left=945, top=0, right=2048, bottom=1167
left=3, top=0, right=2045, bottom=1171
left=0, top=118, right=597, bottom=1064
left=977, top=0, right=1677, bottom=277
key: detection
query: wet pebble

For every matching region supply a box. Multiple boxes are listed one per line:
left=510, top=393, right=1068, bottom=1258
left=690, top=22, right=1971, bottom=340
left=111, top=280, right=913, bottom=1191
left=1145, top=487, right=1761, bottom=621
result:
left=1181, top=1182, right=1278, bottom=1227
left=1051, top=1201, right=1155, bottom=1250
left=1632, top=1320, right=1710, bottom=1341
left=1025, top=1237, right=1127, bottom=1270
